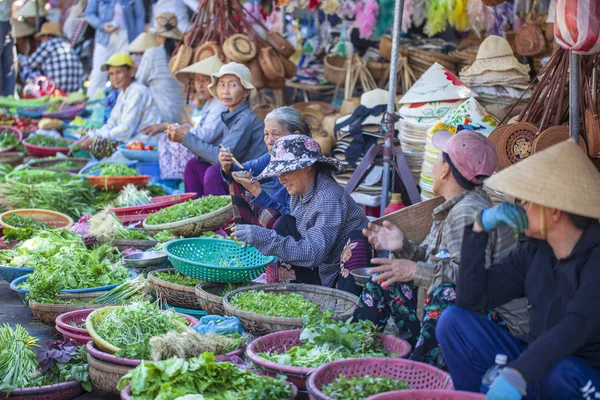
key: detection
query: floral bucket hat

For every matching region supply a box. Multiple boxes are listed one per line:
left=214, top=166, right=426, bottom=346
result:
left=257, top=135, right=345, bottom=180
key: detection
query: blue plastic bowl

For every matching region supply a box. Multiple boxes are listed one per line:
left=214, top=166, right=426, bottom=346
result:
left=16, top=106, right=47, bottom=118
left=0, top=265, right=33, bottom=283
left=79, top=160, right=139, bottom=176
left=118, top=145, right=159, bottom=163
left=10, top=271, right=137, bottom=305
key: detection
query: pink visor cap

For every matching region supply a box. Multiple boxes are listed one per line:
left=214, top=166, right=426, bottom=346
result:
left=432, top=129, right=497, bottom=185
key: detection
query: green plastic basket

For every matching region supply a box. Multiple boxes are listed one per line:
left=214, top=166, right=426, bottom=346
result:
left=164, top=238, right=274, bottom=283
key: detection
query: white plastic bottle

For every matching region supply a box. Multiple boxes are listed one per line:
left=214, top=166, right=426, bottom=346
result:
left=480, top=354, right=508, bottom=394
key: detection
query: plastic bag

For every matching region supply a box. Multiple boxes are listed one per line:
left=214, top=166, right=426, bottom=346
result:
left=554, top=0, right=600, bottom=54
left=193, top=315, right=245, bottom=336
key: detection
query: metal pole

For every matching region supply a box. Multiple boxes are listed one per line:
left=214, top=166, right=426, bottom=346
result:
left=35, top=0, right=40, bottom=33
left=569, top=50, right=580, bottom=140
left=380, top=0, right=404, bottom=215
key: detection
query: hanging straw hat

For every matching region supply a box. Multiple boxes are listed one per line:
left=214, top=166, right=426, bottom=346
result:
left=208, top=62, right=256, bottom=98
left=175, top=55, right=224, bottom=85
left=127, top=32, right=160, bottom=53
left=194, top=41, right=224, bottom=63
left=335, top=89, right=390, bottom=132
left=485, top=140, right=600, bottom=219
left=16, top=0, right=48, bottom=18
left=149, top=12, right=183, bottom=41
left=35, top=22, right=63, bottom=38
left=460, top=35, right=531, bottom=77
left=12, top=19, right=35, bottom=38
left=223, top=34, right=256, bottom=63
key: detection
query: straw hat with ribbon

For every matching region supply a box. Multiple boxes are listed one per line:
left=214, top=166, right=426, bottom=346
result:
left=35, top=22, right=63, bottom=38
left=16, top=0, right=48, bottom=18
left=208, top=62, right=256, bottom=98
left=460, top=35, right=530, bottom=77
left=12, top=19, right=35, bottom=39
left=335, top=89, right=389, bottom=134
left=485, top=140, right=600, bottom=219
left=175, top=55, right=224, bottom=85
left=149, top=12, right=183, bottom=41
left=127, top=32, right=160, bottom=53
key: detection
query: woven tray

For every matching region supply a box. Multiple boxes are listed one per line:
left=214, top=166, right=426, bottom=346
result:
left=306, top=358, right=453, bottom=400
left=30, top=299, right=102, bottom=327
left=0, top=381, right=84, bottom=400
left=223, top=284, right=359, bottom=335
left=195, top=281, right=258, bottom=315
left=0, top=151, right=25, bottom=166
left=496, top=122, right=539, bottom=170
left=142, top=197, right=233, bottom=237
left=246, top=329, right=412, bottom=390
left=111, top=239, right=158, bottom=252
left=147, top=268, right=201, bottom=309
left=0, top=208, right=74, bottom=230
left=86, top=342, right=142, bottom=395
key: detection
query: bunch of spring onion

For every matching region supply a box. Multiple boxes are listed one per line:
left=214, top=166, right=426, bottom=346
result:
left=114, top=185, right=152, bottom=208
left=92, top=275, right=149, bottom=305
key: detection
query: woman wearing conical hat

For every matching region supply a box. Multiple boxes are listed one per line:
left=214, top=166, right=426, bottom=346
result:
left=436, top=140, right=600, bottom=399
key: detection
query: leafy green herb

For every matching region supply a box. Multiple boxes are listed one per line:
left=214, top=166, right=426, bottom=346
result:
left=98, top=164, right=140, bottom=177
left=92, top=275, right=149, bottom=305
left=153, top=271, right=202, bottom=287
left=93, top=301, right=189, bottom=360
left=218, top=282, right=248, bottom=297
left=0, top=163, right=13, bottom=180
left=2, top=214, right=51, bottom=230
left=30, top=342, right=91, bottom=392
left=47, top=160, right=80, bottom=171
left=26, top=135, right=70, bottom=148
left=93, top=190, right=120, bottom=209
left=146, top=196, right=231, bottom=225
left=322, top=375, right=411, bottom=399
left=146, top=184, right=166, bottom=197
left=0, top=130, right=19, bottom=149
left=230, top=290, right=321, bottom=319
left=117, top=352, right=293, bottom=400
left=0, top=324, right=38, bottom=394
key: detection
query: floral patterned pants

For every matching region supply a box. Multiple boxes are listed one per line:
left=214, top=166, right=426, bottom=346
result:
left=353, top=281, right=506, bottom=368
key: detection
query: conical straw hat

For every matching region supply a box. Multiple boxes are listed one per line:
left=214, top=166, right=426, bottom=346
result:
left=127, top=32, right=160, bottom=53
left=16, top=0, right=48, bottom=18
left=399, top=62, right=476, bottom=104
left=485, top=140, right=600, bottom=219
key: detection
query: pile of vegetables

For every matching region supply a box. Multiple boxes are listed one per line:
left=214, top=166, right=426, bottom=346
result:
left=1, top=214, right=52, bottom=241
left=87, top=208, right=148, bottom=241
left=149, top=331, right=244, bottom=361
left=126, top=141, right=155, bottom=151
left=0, top=130, right=19, bottom=149
left=321, top=375, right=411, bottom=400
left=93, top=301, right=189, bottom=359
left=98, top=163, right=140, bottom=177
left=0, top=170, right=95, bottom=218
left=91, top=275, right=149, bottom=305
left=47, top=160, right=80, bottom=171
left=229, top=290, right=321, bottom=319
left=153, top=271, right=202, bottom=287
left=26, top=135, right=70, bottom=148
left=146, top=196, right=231, bottom=225
left=92, top=184, right=166, bottom=209
left=0, top=325, right=90, bottom=394
left=117, top=352, right=293, bottom=400
left=259, top=316, right=388, bottom=368
left=114, top=184, right=152, bottom=207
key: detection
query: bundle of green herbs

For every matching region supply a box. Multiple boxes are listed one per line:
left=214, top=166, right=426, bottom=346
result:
left=87, top=207, right=149, bottom=241
left=145, top=196, right=231, bottom=225
left=229, top=290, right=321, bottom=319
left=321, top=375, right=411, bottom=400
left=114, top=184, right=152, bottom=207
left=0, top=324, right=38, bottom=394
left=259, top=316, right=387, bottom=368
left=0, top=130, right=19, bottom=149
left=26, top=135, right=70, bottom=148
left=117, top=352, right=293, bottom=400
left=98, top=164, right=140, bottom=177
left=1, top=214, right=52, bottom=242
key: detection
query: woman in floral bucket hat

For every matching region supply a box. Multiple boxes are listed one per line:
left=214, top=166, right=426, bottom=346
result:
left=233, top=134, right=371, bottom=288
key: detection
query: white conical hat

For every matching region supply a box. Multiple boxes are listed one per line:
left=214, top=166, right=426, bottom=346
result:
left=399, top=62, right=476, bottom=104
left=16, top=0, right=48, bottom=18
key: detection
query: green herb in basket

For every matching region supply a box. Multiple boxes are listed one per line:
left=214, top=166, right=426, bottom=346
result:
left=98, top=163, right=140, bottom=177
left=92, top=275, right=149, bottom=305
left=146, top=196, right=231, bottom=225
left=48, top=160, right=80, bottom=171
left=322, top=375, right=411, bottom=400
left=26, top=135, right=70, bottom=148
left=229, top=290, right=321, bottom=319
left=2, top=214, right=51, bottom=230
left=0, top=130, right=18, bottom=149
left=153, top=271, right=202, bottom=287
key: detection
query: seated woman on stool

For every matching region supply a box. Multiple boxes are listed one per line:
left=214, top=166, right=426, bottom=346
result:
left=232, top=135, right=369, bottom=287
left=355, top=130, right=528, bottom=367
left=437, top=140, right=600, bottom=400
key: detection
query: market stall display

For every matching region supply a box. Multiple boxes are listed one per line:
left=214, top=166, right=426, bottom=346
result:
left=195, top=281, right=256, bottom=315
left=147, top=268, right=203, bottom=309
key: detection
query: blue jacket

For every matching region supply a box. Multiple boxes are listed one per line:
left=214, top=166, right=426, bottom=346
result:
left=85, top=0, right=145, bottom=46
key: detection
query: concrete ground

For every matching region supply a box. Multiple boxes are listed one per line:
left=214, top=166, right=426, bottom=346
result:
left=0, top=280, right=118, bottom=399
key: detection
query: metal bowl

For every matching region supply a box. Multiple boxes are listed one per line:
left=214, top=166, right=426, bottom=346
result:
left=124, top=251, right=168, bottom=268
left=350, top=267, right=373, bottom=287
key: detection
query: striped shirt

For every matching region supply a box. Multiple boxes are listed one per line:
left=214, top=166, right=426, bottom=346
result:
left=250, top=172, right=369, bottom=287
left=395, top=188, right=529, bottom=337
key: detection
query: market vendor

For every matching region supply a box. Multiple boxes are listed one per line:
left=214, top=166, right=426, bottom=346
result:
left=144, top=56, right=226, bottom=181
left=165, top=62, right=265, bottom=196
left=437, top=140, right=600, bottom=400
left=232, top=134, right=369, bottom=287
left=355, top=130, right=528, bottom=367
left=75, top=53, right=160, bottom=159
left=219, top=106, right=311, bottom=229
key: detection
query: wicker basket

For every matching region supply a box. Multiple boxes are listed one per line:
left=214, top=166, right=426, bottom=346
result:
left=86, top=341, right=143, bottom=395
left=111, top=239, right=158, bottom=252
left=307, top=358, right=454, bottom=400
left=1, top=381, right=84, bottom=400
left=223, top=284, right=359, bottom=335
left=147, top=268, right=201, bottom=309
left=0, top=208, right=74, bottom=230
left=246, top=329, right=412, bottom=390
left=142, top=197, right=233, bottom=237
left=0, top=151, right=25, bottom=166
left=366, top=390, right=485, bottom=400
left=30, top=299, right=102, bottom=327
left=367, top=61, right=390, bottom=82
left=324, top=55, right=347, bottom=87
left=195, top=281, right=258, bottom=315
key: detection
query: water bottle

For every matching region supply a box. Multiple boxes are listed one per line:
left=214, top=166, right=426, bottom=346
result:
left=480, top=354, right=508, bottom=394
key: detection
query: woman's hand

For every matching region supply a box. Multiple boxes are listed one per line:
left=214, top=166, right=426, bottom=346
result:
left=369, top=258, right=417, bottom=288
left=76, top=136, right=93, bottom=150
left=165, top=124, right=189, bottom=143
left=103, top=22, right=117, bottom=33
left=232, top=171, right=261, bottom=197
left=219, top=146, right=233, bottom=175
left=140, top=123, right=168, bottom=137
left=232, top=224, right=254, bottom=246
left=362, top=221, right=405, bottom=252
